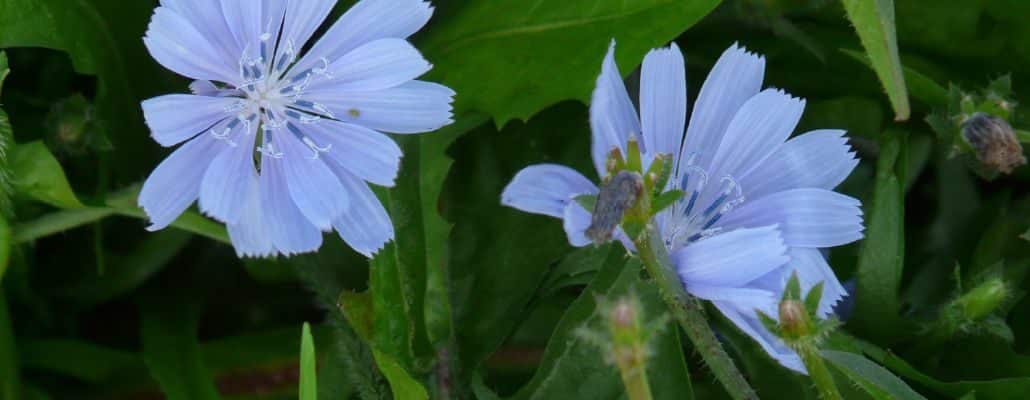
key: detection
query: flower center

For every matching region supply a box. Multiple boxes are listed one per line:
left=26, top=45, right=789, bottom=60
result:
left=209, top=34, right=339, bottom=162
left=663, top=154, right=745, bottom=251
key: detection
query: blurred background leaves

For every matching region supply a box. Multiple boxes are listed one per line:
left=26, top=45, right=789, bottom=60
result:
left=0, top=0, right=1028, bottom=399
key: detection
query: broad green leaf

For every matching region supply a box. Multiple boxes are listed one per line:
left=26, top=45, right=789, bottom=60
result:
left=821, top=350, right=926, bottom=400
left=850, top=132, right=907, bottom=342
left=841, top=49, right=948, bottom=107
left=0, top=96, right=12, bottom=217
left=0, top=290, right=18, bottom=400
left=9, top=141, right=82, bottom=208
left=368, top=114, right=487, bottom=375
left=841, top=0, right=911, bottom=120
left=0, top=50, right=8, bottom=92
left=510, top=245, right=693, bottom=399
left=421, top=0, right=722, bottom=126
left=299, top=323, right=318, bottom=400
left=140, top=298, right=221, bottom=400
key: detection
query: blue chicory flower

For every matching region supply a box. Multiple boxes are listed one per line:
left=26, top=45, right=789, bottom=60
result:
left=138, top=0, right=454, bottom=257
left=502, top=41, right=863, bottom=373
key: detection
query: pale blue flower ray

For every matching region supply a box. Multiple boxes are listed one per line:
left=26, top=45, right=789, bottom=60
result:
left=138, top=0, right=455, bottom=258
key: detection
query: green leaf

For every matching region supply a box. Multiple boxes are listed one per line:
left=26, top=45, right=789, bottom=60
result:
left=9, top=141, right=83, bottom=208
left=511, top=246, right=693, bottom=399
left=0, top=290, right=18, bottom=400
left=0, top=216, right=8, bottom=281
left=841, top=49, right=948, bottom=107
left=854, top=337, right=1030, bottom=400
left=140, top=298, right=221, bottom=400
left=0, top=51, right=8, bottom=92
left=446, top=104, right=594, bottom=371
left=299, top=323, right=318, bottom=400
left=17, top=339, right=143, bottom=384
left=368, top=115, right=487, bottom=374
left=371, top=349, right=429, bottom=400
left=850, top=132, right=907, bottom=342
left=841, top=0, right=911, bottom=120
left=420, top=0, right=722, bottom=126
left=13, top=185, right=228, bottom=245
left=821, top=350, right=926, bottom=400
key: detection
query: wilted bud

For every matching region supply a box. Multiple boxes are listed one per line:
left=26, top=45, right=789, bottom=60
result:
left=778, top=299, right=811, bottom=340
left=586, top=170, right=643, bottom=244
left=961, top=112, right=1026, bottom=174
left=956, top=277, right=1008, bottom=321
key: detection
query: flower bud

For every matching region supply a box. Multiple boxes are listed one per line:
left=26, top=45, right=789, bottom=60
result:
left=778, top=299, right=812, bottom=340
left=956, top=277, right=1008, bottom=321
left=961, top=112, right=1026, bottom=174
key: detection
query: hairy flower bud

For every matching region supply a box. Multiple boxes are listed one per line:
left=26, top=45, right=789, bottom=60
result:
left=961, top=112, right=1026, bottom=174
left=778, top=299, right=811, bottom=340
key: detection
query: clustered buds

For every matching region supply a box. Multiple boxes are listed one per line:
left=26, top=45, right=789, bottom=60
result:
left=576, top=292, right=669, bottom=400
left=961, top=113, right=1026, bottom=174
left=577, top=137, right=682, bottom=245
left=928, top=75, right=1028, bottom=177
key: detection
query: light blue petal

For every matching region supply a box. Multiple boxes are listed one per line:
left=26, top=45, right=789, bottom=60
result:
left=706, top=89, right=805, bottom=181
left=220, top=0, right=286, bottom=63
left=280, top=0, right=337, bottom=50
left=226, top=174, right=277, bottom=258
left=752, top=247, right=849, bottom=318
left=720, top=188, right=864, bottom=248
left=302, top=120, right=403, bottom=187
left=139, top=134, right=223, bottom=231
left=311, top=38, right=431, bottom=92
left=189, top=80, right=220, bottom=96
left=678, top=44, right=764, bottom=175
left=259, top=152, right=323, bottom=255
left=159, top=0, right=240, bottom=61
left=198, top=125, right=257, bottom=224
left=738, top=129, right=860, bottom=200
left=144, top=7, right=238, bottom=83
left=688, top=285, right=777, bottom=316
left=590, top=41, right=641, bottom=178
left=141, top=94, right=238, bottom=146
left=331, top=167, right=395, bottom=257
left=502, top=164, right=598, bottom=218
left=640, top=43, right=686, bottom=162
left=291, top=0, right=433, bottom=74
left=671, top=225, right=789, bottom=287
left=272, top=129, right=349, bottom=231
left=712, top=301, right=806, bottom=374
left=562, top=201, right=593, bottom=247
left=303, top=81, right=455, bottom=134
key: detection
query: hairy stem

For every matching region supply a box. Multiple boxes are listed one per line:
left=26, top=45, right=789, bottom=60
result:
left=633, top=224, right=757, bottom=400
left=798, top=346, right=842, bottom=400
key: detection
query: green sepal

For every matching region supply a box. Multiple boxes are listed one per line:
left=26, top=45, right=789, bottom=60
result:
left=650, top=190, right=684, bottom=216
left=784, top=272, right=802, bottom=301
left=804, top=282, right=826, bottom=315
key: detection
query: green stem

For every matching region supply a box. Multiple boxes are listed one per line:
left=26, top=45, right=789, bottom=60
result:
left=632, top=224, right=757, bottom=400
left=798, top=346, right=842, bottom=400
left=617, top=365, right=653, bottom=400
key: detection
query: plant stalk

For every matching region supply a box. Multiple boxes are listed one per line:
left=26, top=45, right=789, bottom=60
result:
left=797, top=346, right=842, bottom=400
left=632, top=224, right=757, bottom=400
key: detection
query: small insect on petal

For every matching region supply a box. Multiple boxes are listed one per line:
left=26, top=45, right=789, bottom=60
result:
left=586, top=170, right=643, bottom=244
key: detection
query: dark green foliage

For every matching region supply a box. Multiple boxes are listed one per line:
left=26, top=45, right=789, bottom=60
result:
left=1, top=0, right=1030, bottom=399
